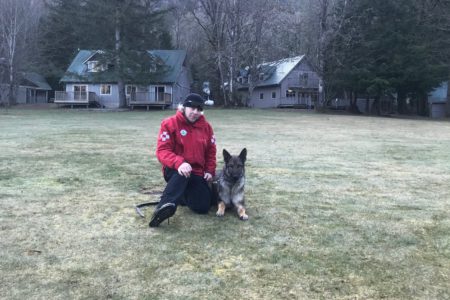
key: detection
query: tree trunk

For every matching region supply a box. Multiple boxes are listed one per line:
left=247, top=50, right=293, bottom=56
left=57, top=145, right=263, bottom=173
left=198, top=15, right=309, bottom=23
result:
left=115, top=6, right=126, bottom=108
left=247, top=82, right=255, bottom=108
left=417, top=92, right=428, bottom=116
left=8, top=64, right=15, bottom=106
left=397, top=89, right=407, bottom=114
left=229, top=55, right=235, bottom=106
left=348, top=91, right=360, bottom=114
left=217, top=52, right=228, bottom=107
left=365, top=96, right=370, bottom=114
left=371, top=96, right=381, bottom=116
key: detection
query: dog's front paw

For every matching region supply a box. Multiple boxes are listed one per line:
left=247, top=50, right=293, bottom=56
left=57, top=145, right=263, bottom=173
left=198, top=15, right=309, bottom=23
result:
left=239, top=214, right=249, bottom=221
left=237, top=206, right=248, bottom=221
left=216, top=202, right=225, bottom=217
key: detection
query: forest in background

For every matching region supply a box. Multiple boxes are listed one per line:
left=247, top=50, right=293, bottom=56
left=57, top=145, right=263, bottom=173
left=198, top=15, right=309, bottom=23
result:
left=1, top=0, right=449, bottom=115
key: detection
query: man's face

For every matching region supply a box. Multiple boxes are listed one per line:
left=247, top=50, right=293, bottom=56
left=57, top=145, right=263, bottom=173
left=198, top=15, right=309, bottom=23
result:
left=184, top=106, right=202, bottom=123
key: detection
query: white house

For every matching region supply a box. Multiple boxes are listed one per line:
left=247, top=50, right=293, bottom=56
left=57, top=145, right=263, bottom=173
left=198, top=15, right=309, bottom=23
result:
left=237, top=55, right=323, bottom=108
left=0, top=72, right=51, bottom=105
left=55, top=50, right=192, bottom=109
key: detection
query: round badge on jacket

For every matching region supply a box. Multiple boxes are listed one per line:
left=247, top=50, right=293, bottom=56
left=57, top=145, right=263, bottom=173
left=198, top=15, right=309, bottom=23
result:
left=180, top=129, right=187, bottom=136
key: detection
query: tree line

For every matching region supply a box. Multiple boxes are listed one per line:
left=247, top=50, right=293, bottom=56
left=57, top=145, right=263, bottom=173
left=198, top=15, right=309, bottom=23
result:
left=0, top=0, right=449, bottom=115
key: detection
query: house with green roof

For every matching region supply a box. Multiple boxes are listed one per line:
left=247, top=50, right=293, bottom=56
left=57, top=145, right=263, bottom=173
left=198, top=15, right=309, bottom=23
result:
left=1, top=72, right=51, bottom=105
left=55, top=50, right=191, bottom=109
left=237, top=55, right=323, bottom=108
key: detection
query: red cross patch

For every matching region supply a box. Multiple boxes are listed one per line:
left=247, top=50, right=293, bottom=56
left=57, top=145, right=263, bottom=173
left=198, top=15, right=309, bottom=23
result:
left=160, top=131, right=170, bottom=142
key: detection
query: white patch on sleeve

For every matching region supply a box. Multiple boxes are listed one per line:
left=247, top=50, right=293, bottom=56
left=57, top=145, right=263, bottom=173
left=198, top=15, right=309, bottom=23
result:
left=211, top=135, right=216, bottom=144
left=160, top=131, right=170, bottom=142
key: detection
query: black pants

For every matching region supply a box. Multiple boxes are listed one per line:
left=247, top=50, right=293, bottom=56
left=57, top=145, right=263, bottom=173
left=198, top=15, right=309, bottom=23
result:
left=158, top=168, right=212, bottom=214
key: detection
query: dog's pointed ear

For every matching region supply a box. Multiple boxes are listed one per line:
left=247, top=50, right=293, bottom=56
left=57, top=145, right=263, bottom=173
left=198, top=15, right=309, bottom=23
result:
left=239, top=148, right=247, bottom=162
left=223, top=149, right=231, bottom=163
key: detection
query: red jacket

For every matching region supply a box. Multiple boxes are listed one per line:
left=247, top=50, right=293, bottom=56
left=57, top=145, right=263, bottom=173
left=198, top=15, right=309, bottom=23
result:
left=156, top=111, right=216, bottom=177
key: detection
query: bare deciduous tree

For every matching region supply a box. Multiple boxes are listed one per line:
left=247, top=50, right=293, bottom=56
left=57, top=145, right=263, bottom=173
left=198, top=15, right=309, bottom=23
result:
left=0, top=0, right=43, bottom=106
left=183, top=0, right=278, bottom=106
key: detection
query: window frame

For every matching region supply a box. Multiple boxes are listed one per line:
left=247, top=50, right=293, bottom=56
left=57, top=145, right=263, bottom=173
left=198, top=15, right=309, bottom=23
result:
left=88, top=61, right=99, bottom=72
left=286, top=90, right=296, bottom=98
left=87, top=60, right=107, bottom=72
left=126, top=85, right=137, bottom=96
left=259, top=72, right=265, bottom=81
left=73, top=85, right=88, bottom=100
left=100, top=84, right=112, bottom=95
left=299, top=72, right=309, bottom=85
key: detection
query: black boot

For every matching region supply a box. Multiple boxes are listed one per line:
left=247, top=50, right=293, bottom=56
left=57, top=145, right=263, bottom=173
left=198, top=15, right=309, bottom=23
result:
left=149, top=203, right=176, bottom=227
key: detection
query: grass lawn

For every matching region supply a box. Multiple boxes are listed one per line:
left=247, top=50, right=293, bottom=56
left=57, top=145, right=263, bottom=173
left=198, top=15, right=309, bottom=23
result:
left=1, top=107, right=449, bottom=299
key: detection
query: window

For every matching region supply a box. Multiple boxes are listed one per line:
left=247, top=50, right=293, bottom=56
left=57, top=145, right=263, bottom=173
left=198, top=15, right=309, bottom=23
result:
left=88, top=61, right=99, bottom=72
left=259, top=73, right=265, bottom=81
left=154, top=86, right=165, bottom=101
left=73, top=85, right=87, bottom=93
left=259, top=93, right=264, bottom=100
left=100, top=84, right=111, bottom=95
left=126, top=85, right=137, bottom=96
left=87, top=61, right=97, bottom=72
left=286, top=90, right=296, bottom=97
left=87, top=60, right=107, bottom=72
left=73, top=85, right=87, bottom=100
left=299, top=72, right=309, bottom=85
left=272, top=92, right=276, bottom=99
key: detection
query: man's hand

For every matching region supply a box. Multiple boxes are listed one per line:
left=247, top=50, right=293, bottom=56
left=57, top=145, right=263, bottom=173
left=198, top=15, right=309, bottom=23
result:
left=178, top=162, right=192, bottom=178
left=204, top=172, right=213, bottom=182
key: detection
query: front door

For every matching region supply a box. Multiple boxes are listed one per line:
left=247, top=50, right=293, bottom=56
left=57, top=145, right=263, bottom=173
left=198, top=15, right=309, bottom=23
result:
left=73, top=85, right=87, bottom=100
left=26, top=88, right=32, bottom=104
left=155, top=86, right=165, bottom=102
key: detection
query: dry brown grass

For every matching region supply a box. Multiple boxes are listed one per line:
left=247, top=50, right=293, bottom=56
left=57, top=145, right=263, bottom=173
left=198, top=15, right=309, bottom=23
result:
left=0, top=108, right=449, bottom=299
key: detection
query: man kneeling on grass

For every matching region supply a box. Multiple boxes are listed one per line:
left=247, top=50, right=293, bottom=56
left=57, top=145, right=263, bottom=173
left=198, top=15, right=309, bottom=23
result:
left=150, top=93, right=217, bottom=227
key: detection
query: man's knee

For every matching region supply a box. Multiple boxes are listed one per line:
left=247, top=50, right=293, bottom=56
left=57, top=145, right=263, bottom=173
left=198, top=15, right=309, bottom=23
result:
left=187, top=193, right=211, bottom=214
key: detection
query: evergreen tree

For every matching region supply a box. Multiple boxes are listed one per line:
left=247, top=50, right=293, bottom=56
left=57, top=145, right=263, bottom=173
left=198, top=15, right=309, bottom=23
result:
left=324, top=0, right=450, bottom=115
left=38, top=0, right=86, bottom=89
left=39, top=0, right=172, bottom=106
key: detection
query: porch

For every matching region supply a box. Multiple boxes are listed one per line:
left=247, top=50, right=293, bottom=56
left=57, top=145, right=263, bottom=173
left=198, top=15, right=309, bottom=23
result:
left=284, top=76, right=320, bottom=90
left=27, top=89, right=49, bottom=104
left=278, top=88, right=319, bottom=109
left=54, top=91, right=98, bottom=108
left=127, top=91, right=172, bottom=110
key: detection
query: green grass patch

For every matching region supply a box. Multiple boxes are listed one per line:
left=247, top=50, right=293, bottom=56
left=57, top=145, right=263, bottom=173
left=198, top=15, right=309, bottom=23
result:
left=1, top=108, right=449, bottom=299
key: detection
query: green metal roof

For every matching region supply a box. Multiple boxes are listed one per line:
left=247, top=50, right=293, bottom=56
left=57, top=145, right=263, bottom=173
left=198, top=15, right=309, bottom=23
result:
left=239, top=55, right=305, bottom=88
left=148, top=50, right=186, bottom=83
left=60, top=50, right=187, bottom=84
left=22, top=72, right=52, bottom=90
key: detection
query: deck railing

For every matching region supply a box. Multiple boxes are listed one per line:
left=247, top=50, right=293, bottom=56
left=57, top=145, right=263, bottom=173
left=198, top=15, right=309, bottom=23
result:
left=285, top=77, right=320, bottom=89
left=128, top=92, right=172, bottom=105
left=54, top=91, right=97, bottom=103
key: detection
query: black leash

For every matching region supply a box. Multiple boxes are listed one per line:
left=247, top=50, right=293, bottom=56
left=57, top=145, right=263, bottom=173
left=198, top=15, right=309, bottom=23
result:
left=134, top=201, right=160, bottom=218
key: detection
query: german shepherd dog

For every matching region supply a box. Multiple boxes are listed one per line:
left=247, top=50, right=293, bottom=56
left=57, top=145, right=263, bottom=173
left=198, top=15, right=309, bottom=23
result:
left=214, top=148, right=248, bottom=220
